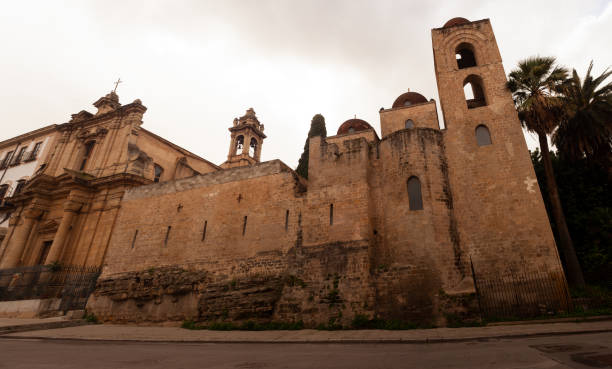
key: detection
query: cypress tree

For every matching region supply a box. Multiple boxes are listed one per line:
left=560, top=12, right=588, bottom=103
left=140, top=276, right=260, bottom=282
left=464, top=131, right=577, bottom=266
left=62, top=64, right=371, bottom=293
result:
left=296, top=114, right=327, bottom=179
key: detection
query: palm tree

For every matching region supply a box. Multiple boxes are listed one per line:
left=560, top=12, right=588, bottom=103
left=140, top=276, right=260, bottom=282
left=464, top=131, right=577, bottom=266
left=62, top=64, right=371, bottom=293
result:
left=554, top=61, right=612, bottom=167
left=507, top=56, right=585, bottom=287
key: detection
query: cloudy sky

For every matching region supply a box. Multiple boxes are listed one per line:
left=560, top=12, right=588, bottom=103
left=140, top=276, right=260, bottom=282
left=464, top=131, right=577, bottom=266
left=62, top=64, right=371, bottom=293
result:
left=1, top=0, right=610, bottom=167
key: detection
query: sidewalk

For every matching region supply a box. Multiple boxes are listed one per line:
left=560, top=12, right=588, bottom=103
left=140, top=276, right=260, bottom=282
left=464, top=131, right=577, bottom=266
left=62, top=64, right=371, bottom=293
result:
left=2, top=320, right=612, bottom=344
left=0, top=317, right=88, bottom=335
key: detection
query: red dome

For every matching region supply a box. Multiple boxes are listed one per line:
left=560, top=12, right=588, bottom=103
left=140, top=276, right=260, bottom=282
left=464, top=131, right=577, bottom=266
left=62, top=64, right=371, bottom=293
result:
left=337, top=118, right=373, bottom=135
left=392, top=92, right=428, bottom=108
left=443, top=17, right=470, bottom=28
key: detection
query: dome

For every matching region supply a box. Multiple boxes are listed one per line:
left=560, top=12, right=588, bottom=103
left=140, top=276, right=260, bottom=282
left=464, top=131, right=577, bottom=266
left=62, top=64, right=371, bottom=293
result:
left=443, top=17, right=470, bottom=28
left=392, top=92, right=428, bottom=108
left=337, top=118, right=373, bottom=135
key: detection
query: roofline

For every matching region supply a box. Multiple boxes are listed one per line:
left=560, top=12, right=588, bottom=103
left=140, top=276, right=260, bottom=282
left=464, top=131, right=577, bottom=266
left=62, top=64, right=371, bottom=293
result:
left=326, top=126, right=380, bottom=142
left=0, top=124, right=58, bottom=148
left=432, top=18, right=490, bottom=31
left=379, top=99, right=436, bottom=114
left=139, top=128, right=221, bottom=170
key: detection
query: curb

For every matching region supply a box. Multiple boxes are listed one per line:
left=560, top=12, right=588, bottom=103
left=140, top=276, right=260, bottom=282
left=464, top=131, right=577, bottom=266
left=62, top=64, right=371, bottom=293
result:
left=0, top=320, right=90, bottom=335
left=1, top=327, right=611, bottom=344
left=487, top=315, right=612, bottom=326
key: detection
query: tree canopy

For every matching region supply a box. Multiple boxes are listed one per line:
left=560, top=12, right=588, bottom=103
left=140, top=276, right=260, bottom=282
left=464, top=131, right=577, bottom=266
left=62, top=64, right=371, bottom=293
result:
left=296, top=114, right=327, bottom=179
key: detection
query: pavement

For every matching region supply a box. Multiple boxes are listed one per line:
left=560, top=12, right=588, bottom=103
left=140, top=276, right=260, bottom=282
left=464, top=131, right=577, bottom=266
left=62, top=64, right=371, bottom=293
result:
left=3, top=332, right=612, bottom=369
left=2, top=319, right=612, bottom=344
left=0, top=316, right=88, bottom=335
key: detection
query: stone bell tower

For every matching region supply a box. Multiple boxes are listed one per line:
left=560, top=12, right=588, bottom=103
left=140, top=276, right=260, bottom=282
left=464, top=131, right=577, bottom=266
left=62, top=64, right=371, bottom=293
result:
left=221, top=108, right=266, bottom=169
left=431, top=17, right=563, bottom=276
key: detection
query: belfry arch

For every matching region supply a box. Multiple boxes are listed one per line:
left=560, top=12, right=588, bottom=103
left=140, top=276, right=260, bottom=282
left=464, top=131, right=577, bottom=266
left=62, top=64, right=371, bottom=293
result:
left=221, top=108, right=266, bottom=169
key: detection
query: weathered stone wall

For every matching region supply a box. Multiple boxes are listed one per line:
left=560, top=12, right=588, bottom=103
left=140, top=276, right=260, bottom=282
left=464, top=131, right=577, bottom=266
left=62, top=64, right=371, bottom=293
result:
left=432, top=19, right=564, bottom=278
left=371, top=127, right=466, bottom=322
left=86, top=18, right=567, bottom=327
left=380, top=100, right=440, bottom=136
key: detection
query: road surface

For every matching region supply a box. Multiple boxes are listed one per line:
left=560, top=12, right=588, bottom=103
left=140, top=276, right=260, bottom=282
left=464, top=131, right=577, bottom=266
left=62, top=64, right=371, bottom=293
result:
left=1, top=332, right=611, bottom=368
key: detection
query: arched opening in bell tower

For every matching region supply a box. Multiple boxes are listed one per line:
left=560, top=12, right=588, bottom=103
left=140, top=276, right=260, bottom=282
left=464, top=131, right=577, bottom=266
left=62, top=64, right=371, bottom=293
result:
left=249, top=138, right=258, bottom=157
left=463, top=75, right=486, bottom=109
left=455, top=43, right=477, bottom=69
left=235, top=135, right=244, bottom=155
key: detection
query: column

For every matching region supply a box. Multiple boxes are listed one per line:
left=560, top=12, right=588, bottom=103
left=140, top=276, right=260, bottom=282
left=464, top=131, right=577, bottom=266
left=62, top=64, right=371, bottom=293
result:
left=0, top=207, right=43, bottom=268
left=44, top=200, right=81, bottom=265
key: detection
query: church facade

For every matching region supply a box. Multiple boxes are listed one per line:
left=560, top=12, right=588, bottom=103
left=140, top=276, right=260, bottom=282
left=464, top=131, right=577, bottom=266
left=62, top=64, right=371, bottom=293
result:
left=0, top=18, right=567, bottom=325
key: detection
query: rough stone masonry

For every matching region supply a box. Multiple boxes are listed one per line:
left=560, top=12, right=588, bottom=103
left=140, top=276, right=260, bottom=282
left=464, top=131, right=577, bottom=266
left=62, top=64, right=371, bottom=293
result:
left=83, top=18, right=567, bottom=327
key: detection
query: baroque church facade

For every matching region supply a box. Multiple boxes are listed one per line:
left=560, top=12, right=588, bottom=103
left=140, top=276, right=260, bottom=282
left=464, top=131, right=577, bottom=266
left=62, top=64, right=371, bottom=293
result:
left=0, top=18, right=567, bottom=325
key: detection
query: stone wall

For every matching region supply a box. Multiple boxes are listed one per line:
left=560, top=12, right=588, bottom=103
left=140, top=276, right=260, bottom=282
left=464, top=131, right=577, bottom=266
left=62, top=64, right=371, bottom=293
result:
left=380, top=100, right=440, bottom=136
left=432, top=19, right=564, bottom=277
left=86, top=18, right=568, bottom=327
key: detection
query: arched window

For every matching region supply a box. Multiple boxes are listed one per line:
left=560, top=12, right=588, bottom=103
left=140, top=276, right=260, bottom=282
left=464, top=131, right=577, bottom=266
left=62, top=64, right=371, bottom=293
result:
left=79, top=141, right=95, bottom=171
left=475, top=125, right=492, bottom=146
left=407, top=176, right=423, bottom=211
left=249, top=138, right=258, bottom=157
left=154, top=164, right=164, bottom=183
left=0, top=184, right=8, bottom=201
left=405, top=119, right=415, bottom=129
left=455, top=43, right=476, bottom=69
left=235, top=135, right=244, bottom=155
left=13, top=179, right=26, bottom=196
left=348, top=127, right=355, bottom=133
left=463, top=75, right=486, bottom=109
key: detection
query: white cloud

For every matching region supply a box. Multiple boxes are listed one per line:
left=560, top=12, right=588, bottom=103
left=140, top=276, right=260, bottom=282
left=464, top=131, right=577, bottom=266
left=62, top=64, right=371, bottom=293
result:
left=0, top=0, right=609, bottom=166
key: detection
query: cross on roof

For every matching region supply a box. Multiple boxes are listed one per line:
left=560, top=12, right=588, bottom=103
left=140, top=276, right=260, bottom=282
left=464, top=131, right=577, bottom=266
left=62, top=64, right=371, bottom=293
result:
left=113, top=78, right=122, bottom=93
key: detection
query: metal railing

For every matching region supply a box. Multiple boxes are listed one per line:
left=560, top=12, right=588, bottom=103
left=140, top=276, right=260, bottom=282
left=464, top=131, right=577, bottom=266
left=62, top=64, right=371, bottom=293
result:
left=471, top=261, right=572, bottom=320
left=0, top=265, right=101, bottom=311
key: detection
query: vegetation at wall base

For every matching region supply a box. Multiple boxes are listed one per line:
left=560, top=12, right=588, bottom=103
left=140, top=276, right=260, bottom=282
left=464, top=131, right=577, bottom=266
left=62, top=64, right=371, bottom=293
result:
left=84, top=312, right=99, bottom=324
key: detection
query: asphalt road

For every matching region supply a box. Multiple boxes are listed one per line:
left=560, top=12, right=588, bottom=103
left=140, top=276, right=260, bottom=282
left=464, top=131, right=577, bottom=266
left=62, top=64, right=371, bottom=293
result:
left=1, top=332, right=611, bottom=369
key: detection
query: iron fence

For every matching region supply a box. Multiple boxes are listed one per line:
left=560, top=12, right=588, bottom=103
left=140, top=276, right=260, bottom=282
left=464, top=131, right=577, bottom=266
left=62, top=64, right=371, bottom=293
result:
left=471, top=261, right=572, bottom=320
left=0, top=265, right=101, bottom=311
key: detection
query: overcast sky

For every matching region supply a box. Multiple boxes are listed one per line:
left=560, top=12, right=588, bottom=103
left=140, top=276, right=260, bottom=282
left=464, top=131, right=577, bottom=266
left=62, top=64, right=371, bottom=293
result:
left=1, top=0, right=610, bottom=167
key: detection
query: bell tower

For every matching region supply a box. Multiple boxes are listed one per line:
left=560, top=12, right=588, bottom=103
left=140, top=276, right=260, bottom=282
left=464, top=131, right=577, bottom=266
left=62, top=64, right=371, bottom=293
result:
left=221, top=108, right=266, bottom=169
left=431, top=18, right=563, bottom=275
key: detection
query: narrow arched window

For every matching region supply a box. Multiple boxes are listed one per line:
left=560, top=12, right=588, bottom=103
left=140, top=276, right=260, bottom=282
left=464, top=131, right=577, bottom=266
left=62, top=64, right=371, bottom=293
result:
left=0, top=184, right=8, bottom=201
left=407, top=176, right=423, bottom=211
left=154, top=164, right=164, bottom=183
left=13, top=179, right=26, bottom=196
left=235, top=135, right=244, bottom=155
left=463, top=75, right=486, bottom=109
left=455, top=43, right=476, bottom=69
left=475, top=125, right=492, bottom=146
left=79, top=141, right=95, bottom=171
left=249, top=138, right=257, bottom=157
left=405, top=119, right=415, bottom=129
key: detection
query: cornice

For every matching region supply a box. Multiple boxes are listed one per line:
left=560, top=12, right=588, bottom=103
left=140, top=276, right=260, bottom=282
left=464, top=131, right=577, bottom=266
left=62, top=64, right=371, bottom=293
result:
left=228, top=124, right=267, bottom=139
left=0, top=124, right=58, bottom=149
left=58, top=102, right=148, bottom=132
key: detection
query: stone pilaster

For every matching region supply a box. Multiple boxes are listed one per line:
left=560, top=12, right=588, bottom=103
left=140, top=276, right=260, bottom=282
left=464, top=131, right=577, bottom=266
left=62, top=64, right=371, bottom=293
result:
left=44, top=200, right=82, bottom=264
left=0, top=207, right=44, bottom=268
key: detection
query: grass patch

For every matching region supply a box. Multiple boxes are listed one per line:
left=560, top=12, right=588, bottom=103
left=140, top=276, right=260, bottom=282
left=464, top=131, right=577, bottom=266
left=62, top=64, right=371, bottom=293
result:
left=84, top=312, right=99, bottom=324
